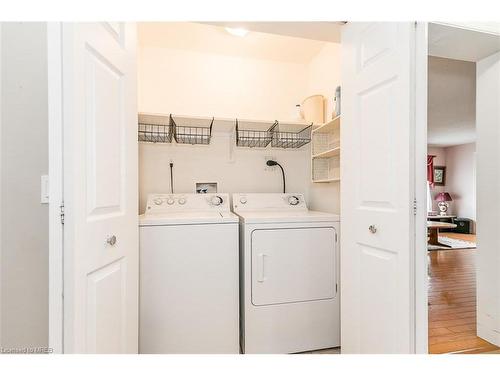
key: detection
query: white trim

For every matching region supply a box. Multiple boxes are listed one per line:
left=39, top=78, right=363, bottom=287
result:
left=432, top=22, right=500, bottom=36
left=414, top=21, right=429, bottom=354
left=0, top=21, right=3, bottom=347
left=47, top=22, right=64, bottom=354
left=478, top=322, right=500, bottom=346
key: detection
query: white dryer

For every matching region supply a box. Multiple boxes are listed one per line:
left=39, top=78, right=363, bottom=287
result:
left=232, top=193, right=340, bottom=354
left=139, top=193, right=239, bottom=353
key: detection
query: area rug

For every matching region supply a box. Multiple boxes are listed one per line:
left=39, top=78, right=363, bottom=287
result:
left=428, top=236, right=477, bottom=251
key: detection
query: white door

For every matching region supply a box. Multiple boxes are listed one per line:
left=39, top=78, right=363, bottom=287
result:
left=251, top=227, right=336, bottom=306
left=62, top=23, right=138, bottom=353
left=341, top=22, right=416, bottom=353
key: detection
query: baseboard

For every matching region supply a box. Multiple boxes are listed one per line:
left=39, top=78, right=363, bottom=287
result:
left=477, top=322, right=500, bottom=346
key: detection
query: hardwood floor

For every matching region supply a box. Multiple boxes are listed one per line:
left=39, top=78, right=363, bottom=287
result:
left=428, top=234, right=499, bottom=354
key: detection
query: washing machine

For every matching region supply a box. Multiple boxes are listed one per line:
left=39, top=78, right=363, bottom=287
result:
left=232, top=193, right=340, bottom=354
left=139, top=193, right=239, bottom=353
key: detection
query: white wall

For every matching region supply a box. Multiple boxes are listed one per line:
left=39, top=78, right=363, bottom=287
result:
left=428, top=56, right=476, bottom=147
left=476, top=51, right=500, bottom=346
left=138, top=24, right=341, bottom=213
left=138, top=46, right=308, bottom=121
left=445, top=143, right=476, bottom=222
left=0, top=23, right=48, bottom=348
left=139, top=137, right=310, bottom=212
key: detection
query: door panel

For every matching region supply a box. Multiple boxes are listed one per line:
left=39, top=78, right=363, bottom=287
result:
left=359, top=245, right=398, bottom=353
left=86, top=259, right=126, bottom=353
left=341, top=22, right=415, bottom=353
left=63, top=23, right=138, bottom=353
left=85, top=46, right=125, bottom=217
left=359, top=78, right=397, bottom=206
left=251, top=227, right=336, bottom=306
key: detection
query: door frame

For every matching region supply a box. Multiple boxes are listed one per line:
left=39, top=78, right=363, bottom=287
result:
left=414, top=21, right=429, bottom=354
left=47, top=22, right=64, bottom=354
left=414, top=22, right=500, bottom=354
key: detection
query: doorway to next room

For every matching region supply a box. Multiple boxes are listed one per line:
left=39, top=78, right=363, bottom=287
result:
left=426, top=23, right=500, bottom=354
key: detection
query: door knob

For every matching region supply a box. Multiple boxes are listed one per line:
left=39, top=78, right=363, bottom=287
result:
left=368, top=225, right=377, bottom=234
left=107, top=235, right=117, bottom=246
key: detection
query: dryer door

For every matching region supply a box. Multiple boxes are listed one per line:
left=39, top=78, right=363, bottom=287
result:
left=251, top=226, right=336, bottom=306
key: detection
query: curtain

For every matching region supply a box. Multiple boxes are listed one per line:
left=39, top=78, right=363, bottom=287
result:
left=427, top=155, right=435, bottom=187
left=427, top=155, right=436, bottom=213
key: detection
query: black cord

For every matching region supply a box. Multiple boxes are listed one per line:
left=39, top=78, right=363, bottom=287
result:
left=266, top=160, right=286, bottom=193
left=169, top=162, right=174, bottom=194
left=276, top=163, right=285, bottom=194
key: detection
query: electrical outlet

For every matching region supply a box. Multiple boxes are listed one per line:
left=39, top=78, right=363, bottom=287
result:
left=196, top=182, right=218, bottom=194
left=265, top=155, right=277, bottom=171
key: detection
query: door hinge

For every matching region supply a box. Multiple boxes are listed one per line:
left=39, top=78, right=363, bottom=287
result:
left=60, top=202, right=65, bottom=225
left=335, top=232, right=338, bottom=243
left=336, top=283, right=338, bottom=293
left=413, top=199, right=417, bottom=215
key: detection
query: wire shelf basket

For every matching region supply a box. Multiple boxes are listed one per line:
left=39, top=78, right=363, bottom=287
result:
left=138, top=113, right=173, bottom=143
left=172, top=115, right=213, bottom=145
left=270, top=122, right=312, bottom=149
left=235, top=120, right=275, bottom=148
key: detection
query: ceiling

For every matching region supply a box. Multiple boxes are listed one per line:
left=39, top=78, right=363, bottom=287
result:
left=429, top=23, right=500, bottom=62
left=138, top=22, right=336, bottom=64
left=201, top=22, right=343, bottom=43
left=427, top=23, right=500, bottom=147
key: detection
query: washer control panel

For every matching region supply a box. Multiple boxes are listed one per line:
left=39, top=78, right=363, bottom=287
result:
left=288, top=195, right=300, bottom=206
left=145, top=193, right=230, bottom=214
left=232, top=193, right=307, bottom=211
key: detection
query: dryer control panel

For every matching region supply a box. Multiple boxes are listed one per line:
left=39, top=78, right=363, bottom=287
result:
left=145, top=193, right=231, bottom=214
left=232, top=193, right=308, bottom=211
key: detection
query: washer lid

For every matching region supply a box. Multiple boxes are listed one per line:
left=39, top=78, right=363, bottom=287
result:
left=139, top=211, right=239, bottom=226
left=235, top=210, right=340, bottom=224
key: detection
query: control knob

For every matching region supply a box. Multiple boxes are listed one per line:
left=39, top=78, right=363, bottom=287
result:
left=153, top=198, right=163, bottom=205
left=166, top=198, right=175, bottom=205
left=288, top=195, right=300, bottom=206
left=178, top=197, right=186, bottom=205
left=211, top=195, right=224, bottom=206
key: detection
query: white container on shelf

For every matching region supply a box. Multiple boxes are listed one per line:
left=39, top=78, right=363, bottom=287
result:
left=300, top=94, right=324, bottom=124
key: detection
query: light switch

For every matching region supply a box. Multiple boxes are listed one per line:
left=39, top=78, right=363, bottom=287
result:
left=41, top=175, right=49, bottom=204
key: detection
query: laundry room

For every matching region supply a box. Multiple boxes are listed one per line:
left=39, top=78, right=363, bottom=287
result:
left=136, top=22, right=343, bottom=354
left=3, top=17, right=500, bottom=359
left=137, top=22, right=341, bottom=213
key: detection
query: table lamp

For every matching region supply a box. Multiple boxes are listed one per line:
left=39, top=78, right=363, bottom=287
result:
left=435, top=192, right=452, bottom=216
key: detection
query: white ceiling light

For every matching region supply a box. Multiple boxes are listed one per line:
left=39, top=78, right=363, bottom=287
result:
left=225, top=27, right=249, bottom=37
